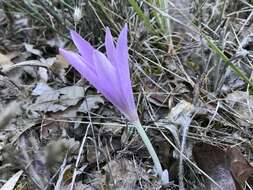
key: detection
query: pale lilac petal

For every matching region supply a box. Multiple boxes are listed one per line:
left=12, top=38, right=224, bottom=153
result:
left=116, top=25, right=136, bottom=113
left=105, top=27, right=116, bottom=65
left=59, top=48, right=98, bottom=87
left=93, top=50, right=126, bottom=110
left=61, top=26, right=138, bottom=122
left=60, top=48, right=124, bottom=113
left=93, top=50, right=120, bottom=95
left=70, top=30, right=94, bottom=69
left=105, top=27, right=130, bottom=111
left=116, top=24, right=129, bottom=78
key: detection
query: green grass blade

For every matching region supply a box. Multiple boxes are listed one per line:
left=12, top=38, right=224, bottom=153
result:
left=128, top=0, right=154, bottom=31
left=204, top=35, right=253, bottom=87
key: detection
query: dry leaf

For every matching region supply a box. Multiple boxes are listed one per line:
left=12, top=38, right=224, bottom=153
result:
left=193, top=143, right=237, bottom=190
left=226, top=147, right=253, bottom=185
left=32, top=82, right=54, bottom=96
left=31, top=86, right=85, bottom=113
left=167, top=100, right=194, bottom=125
left=0, top=53, right=14, bottom=71
left=193, top=143, right=253, bottom=190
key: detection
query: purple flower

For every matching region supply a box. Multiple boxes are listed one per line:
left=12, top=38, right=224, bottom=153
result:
left=60, top=25, right=169, bottom=184
left=59, top=25, right=138, bottom=122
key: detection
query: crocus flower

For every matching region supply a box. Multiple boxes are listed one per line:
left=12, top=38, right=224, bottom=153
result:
left=59, top=25, right=168, bottom=184
left=59, top=25, right=138, bottom=122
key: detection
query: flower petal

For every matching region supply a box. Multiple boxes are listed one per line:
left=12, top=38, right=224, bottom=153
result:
left=60, top=48, right=125, bottom=113
left=93, top=50, right=126, bottom=110
left=116, top=24, right=136, bottom=113
left=70, top=30, right=94, bottom=70
left=59, top=48, right=98, bottom=87
left=93, top=50, right=119, bottom=94
left=105, top=27, right=130, bottom=112
left=105, top=27, right=116, bottom=65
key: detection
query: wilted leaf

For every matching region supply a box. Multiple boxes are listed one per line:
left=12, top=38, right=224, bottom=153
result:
left=192, top=143, right=235, bottom=190
left=226, top=147, right=253, bottom=185
left=58, top=86, right=85, bottom=106
left=167, top=100, right=194, bottom=125
left=31, top=86, right=85, bottom=112
left=161, top=100, right=194, bottom=148
left=32, top=82, right=54, bottom=96
left=31, top=89, right=62, bottom=112
left=193, top=143, right=253, bottom=190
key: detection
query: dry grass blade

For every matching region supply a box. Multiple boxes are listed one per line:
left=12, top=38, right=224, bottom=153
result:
left=0, top=171, right=23, bottom=190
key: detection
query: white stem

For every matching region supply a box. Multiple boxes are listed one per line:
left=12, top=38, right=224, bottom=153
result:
left=132, top=120, right=165, bottom=183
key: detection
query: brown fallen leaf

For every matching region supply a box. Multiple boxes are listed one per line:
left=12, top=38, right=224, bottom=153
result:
left=193, top=143, right=253, bottom=190
left=226, top=147, right=253, bottom=185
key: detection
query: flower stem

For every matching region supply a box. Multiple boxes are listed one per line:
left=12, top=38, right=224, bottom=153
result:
left=132, top=120, right=166, bottom=184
